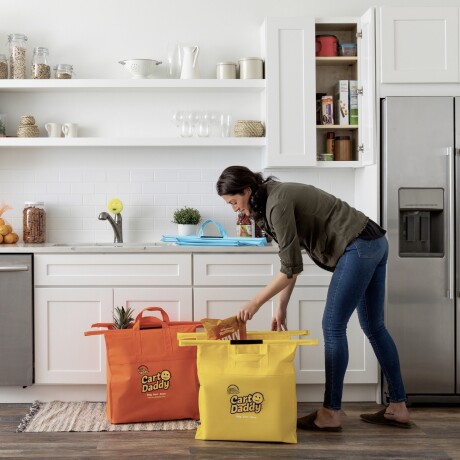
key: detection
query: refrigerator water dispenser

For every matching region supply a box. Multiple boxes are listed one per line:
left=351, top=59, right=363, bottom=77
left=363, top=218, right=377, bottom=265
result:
left=399, top=188, right=444, bottom=257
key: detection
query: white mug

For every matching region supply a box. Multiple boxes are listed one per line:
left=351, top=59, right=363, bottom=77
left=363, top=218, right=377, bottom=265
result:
left=45, top=122, right=62, bottom=138
left=62, top=123, right=78, bottom=138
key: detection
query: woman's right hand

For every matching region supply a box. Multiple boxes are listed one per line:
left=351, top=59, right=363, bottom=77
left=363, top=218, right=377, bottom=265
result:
left=237, top=300, right=261, bottom=322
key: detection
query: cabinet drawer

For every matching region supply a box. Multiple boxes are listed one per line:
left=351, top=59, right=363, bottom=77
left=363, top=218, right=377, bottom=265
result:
left=193, top=254, right=279, bottom=286
left=193, top=253, right=331, bottom=286
left=34, top=254, right=192, bottom=286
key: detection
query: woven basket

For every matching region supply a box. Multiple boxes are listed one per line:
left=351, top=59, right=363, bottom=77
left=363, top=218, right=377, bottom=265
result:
left=20, top=115, right=36, bottom=126
left=233, top=120, right=265, bottom=137
left=17, top=125, right=40, bottom=137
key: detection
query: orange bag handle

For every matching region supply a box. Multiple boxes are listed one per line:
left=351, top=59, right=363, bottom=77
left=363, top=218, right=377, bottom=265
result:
left=133, top=306, right=170, bottom=330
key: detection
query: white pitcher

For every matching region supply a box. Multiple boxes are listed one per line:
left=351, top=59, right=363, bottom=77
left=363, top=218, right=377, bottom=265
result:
left=180, top=46, right=200, bottom=79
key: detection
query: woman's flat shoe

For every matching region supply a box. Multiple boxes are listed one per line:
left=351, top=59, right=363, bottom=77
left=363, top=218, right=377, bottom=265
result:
left=360, top=408, right=412, bottom=429
left=297, top=411, right=343, bottom=432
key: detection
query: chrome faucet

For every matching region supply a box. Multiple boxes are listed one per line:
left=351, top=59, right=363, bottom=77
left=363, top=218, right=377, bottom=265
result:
left=98, top=212, right=123, bottom=243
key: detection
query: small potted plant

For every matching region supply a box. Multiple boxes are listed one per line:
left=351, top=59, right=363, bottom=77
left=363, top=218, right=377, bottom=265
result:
left=173, top=206, right=201, bottom=236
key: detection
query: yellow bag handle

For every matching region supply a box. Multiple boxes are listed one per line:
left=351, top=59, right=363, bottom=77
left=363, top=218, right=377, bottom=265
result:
left=179, top=338, right=318, bottom=347
left=177, top=329, right=310, bottom=341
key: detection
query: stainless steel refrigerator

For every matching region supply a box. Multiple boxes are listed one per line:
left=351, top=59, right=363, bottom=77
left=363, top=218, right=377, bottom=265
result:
left=381, top=96, right=460, bottom=404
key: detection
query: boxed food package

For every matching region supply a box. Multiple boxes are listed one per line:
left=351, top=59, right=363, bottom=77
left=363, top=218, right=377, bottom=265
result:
left=334, top=80, right=349, bottom=125
left=321, top=95, right=334, bottom=125
left=349, top=80, right=358, bottom=125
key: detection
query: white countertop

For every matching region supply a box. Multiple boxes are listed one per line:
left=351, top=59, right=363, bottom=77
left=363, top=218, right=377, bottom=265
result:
left=0, top=242, right=279, bottom=254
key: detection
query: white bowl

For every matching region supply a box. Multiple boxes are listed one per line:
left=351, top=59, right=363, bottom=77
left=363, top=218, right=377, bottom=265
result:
left=119, top=59, right=162, bottom=79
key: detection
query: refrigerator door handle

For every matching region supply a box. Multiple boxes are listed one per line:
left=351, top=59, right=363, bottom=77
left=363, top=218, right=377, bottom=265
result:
left=447, top=147, right=455, bottom=300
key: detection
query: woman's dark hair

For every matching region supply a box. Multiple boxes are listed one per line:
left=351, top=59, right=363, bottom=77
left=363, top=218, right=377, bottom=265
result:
left=216, top=165, right=276, bottom=219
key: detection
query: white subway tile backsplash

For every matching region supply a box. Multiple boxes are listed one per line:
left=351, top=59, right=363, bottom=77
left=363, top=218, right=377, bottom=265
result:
left=0, top=165, right=356, bottom=243
left=60, top=170, right=83, bottom=182
left=154, top=169, right=179, bottom=182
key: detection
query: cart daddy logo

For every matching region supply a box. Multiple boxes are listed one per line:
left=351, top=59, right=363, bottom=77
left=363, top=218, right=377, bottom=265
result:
left=141, top=369, right=171, bottom=392
left=230, top=392, right=264, bottom=414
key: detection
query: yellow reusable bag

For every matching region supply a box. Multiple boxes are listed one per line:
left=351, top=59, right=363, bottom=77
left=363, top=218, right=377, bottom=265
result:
left=179, top=331, right=317, bottom=443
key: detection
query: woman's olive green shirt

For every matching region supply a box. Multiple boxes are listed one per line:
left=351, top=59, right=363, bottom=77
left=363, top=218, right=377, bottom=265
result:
left=259, top=182, right=368, bottom=277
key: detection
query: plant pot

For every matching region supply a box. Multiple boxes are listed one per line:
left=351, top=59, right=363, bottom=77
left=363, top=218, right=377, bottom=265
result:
left=177, top=224, right=197, bottom=236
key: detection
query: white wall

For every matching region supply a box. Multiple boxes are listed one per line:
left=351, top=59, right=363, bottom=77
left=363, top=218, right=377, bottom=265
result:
left=0, top=0, right=448, bottom=242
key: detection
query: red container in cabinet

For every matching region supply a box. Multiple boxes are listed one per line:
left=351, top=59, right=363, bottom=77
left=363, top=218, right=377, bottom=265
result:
left=315, top=35, right=338, bottom=57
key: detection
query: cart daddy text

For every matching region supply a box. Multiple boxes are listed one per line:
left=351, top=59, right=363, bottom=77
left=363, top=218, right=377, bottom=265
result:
left=230, top=392, right=264, bottom=414
left=141, top=369, right=171, bottom=392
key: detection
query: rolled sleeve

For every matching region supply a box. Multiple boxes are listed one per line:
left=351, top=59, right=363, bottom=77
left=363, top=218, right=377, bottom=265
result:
left=269, top=202, right=304, bottom=279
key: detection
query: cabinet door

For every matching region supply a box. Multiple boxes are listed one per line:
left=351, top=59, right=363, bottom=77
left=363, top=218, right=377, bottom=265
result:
left=263, top=17, right=316, bottom=167
left=193, top=287, right=275, bottom=331
left=380, top=7, right=459, bottom=83
left=34, top=287, right=113, bottom=384
left=114, top=287, right=193, bottom=321
left=288, top=287, right=378, bottom=384
left=358, top=8, right=376, bottom=166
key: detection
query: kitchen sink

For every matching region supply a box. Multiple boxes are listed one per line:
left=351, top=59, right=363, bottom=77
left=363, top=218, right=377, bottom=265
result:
left=51, top=242, right=169, bottom=248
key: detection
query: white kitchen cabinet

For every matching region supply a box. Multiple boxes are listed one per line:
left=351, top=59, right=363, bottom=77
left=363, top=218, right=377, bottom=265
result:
left=379, top=7, right=459, bottom=83
left=34, top=287, right=113, bottom=384
left=289, top=287, right=378, bottom=385
left=34, top=254, right=193, bottom=384
left=263, top=10, right=376, bottom=168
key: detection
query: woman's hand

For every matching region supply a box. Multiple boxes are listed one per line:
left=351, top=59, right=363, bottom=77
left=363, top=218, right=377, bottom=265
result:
left=271, top=308, right=288, bottom=331
left=237, top=300, right=261, bottom=322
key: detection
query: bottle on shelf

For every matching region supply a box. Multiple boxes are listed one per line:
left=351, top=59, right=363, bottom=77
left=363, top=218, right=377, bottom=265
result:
left=8, top=33, right=28, bottom=79
left=31, top=47, right=51, bottom=79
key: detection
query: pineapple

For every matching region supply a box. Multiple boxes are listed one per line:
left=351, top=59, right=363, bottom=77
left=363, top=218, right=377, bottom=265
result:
left=113, top=306, right=135, bottom=329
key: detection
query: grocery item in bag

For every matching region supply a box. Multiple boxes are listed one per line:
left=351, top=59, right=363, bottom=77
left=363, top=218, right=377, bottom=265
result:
left=201, top=315, right=247, bottom=340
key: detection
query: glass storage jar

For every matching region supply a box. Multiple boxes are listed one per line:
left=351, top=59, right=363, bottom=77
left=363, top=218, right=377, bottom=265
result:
left=54, top=64, right=73, bottom=79
left=23, top=201, right=46, bottom=243
left=31, top=47, right=51, bottom=79
left=8, top=33, right=28, bottom=79
left=0, top=54, right=8, bottom=79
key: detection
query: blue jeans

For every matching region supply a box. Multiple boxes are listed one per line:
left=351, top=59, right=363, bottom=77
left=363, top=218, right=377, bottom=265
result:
left=322, top=236, right=406, bottom=410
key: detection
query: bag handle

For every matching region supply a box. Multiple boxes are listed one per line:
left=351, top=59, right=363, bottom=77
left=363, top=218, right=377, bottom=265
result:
left=198, top=219, right=228, bottom=238
left=133, top=306, right=170, bottom=330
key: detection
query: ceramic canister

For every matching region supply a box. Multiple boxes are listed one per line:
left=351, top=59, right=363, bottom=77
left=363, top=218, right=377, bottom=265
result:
left=238, top=57, right=263, bottom=79
left=216, top=62, right=237, bottom=79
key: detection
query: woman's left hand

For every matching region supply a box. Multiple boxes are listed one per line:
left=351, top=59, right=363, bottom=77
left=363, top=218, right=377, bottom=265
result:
left=237, top=300, right=261, bottom=322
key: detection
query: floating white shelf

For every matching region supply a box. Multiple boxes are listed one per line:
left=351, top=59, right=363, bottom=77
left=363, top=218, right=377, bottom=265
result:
left=316, top=160, right=362, bottom=168
left=0, top=137, right=267, bottom=147
left=0, top=79, right=266, bottom=92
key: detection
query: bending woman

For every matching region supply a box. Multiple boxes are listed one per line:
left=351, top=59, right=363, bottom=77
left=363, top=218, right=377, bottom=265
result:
left=216, top=165, right=411, bottom=431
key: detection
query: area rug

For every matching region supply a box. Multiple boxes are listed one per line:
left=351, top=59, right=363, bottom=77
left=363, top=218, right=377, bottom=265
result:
left=16, top=401, right=199, bottom=433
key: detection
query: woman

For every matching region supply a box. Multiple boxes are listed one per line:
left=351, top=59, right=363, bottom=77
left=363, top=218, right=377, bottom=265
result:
left=216, top=165, right=411, bottom=431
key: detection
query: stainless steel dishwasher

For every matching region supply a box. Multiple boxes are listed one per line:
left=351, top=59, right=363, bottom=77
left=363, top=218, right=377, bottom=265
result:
left=0, top=254, right=33, bottom=386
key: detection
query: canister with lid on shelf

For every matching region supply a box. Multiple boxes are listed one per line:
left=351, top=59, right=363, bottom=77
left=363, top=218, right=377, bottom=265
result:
left=334, top=136, right=352, bottom=161
left=238, top=57, right=263, bottom=79
left=216, top=62, right=237, bottom=79
left=8, top=33, right=28, bottom=79
left=23, top=201, right=46, bottom=243
left=54, top=64, right=73, bottom=79
left=31, top=47, right=51, bottom=79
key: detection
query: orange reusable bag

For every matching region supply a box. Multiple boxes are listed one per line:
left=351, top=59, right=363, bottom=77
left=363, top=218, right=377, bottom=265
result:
left=85, top=306, right=201, bottom=424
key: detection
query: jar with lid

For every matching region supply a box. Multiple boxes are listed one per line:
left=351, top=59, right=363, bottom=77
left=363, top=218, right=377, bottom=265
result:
left=326, top=131, right=335, bottom=155
left=31, top=47, right=51, bottom=79
left=23, top=202, right=46, bottom=243
left=335, top=136, right=352, bottom=161
left=8, top=33, right=28, bottom=79
left=238, top=57, right=264, bottom=79
left=216, top=62, right=237, bottom=79
left=0, top=54, right=8, bottom=79
left=54, top=64, right=73, bottom=79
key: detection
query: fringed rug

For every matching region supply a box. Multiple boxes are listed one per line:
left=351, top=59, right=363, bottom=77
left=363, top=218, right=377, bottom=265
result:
left=16, top=401, right=199, bottom=432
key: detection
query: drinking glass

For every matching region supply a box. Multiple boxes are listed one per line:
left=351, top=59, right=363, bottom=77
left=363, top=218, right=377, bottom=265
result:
left=198, top=111, right=210, bottom=137
left=220, top=113, right=232, bottom=137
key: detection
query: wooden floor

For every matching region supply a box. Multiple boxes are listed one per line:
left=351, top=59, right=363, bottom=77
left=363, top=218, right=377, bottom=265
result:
left=1, top=402, right=460, bottom=459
